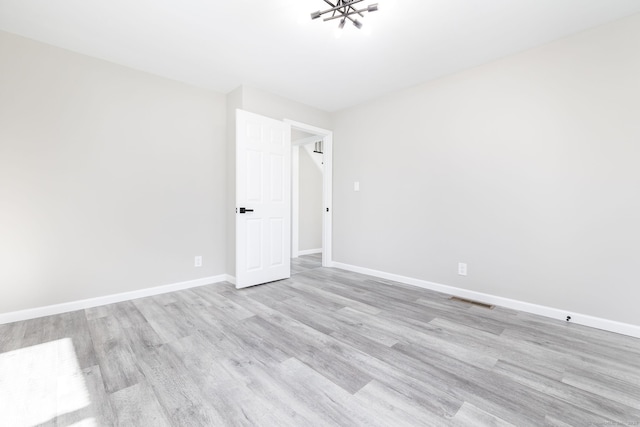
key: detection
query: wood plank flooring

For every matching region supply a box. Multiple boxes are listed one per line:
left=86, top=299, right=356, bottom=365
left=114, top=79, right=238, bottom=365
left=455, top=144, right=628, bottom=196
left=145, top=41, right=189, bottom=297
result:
left=1, top=254, right=639, bottom=426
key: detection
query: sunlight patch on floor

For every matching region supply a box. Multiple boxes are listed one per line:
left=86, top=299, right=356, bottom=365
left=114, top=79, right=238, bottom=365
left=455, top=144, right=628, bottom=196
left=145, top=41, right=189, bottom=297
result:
left=0, top=337, right=94, bottom=426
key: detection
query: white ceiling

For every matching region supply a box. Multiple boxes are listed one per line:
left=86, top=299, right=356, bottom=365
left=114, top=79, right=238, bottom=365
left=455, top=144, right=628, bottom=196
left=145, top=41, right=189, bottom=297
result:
left=1, top=0, right=639, bottom=112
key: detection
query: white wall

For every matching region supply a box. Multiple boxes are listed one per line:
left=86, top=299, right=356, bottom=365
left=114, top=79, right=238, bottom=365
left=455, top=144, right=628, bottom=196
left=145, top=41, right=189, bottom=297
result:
left=332, top=14, right=640, bottom=326
left=5, top=12, right=638, bottom=331
left=298, top=148, right=323, bottom=251
left=0, top=31, right=227, bottom=314
left=241, top=86, right=333, bottom=130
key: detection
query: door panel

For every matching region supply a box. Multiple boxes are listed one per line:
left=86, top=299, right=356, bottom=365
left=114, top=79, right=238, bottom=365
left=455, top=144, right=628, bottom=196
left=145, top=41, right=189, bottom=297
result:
left=270, top=218, right=284, bottom=266
left=270, top=154, right=284, bottom=201
left=236, top=109, right=291, bottom=288
left=246, top=219, right=262, bottom=271
left=246, top=150, right=263, bottom=202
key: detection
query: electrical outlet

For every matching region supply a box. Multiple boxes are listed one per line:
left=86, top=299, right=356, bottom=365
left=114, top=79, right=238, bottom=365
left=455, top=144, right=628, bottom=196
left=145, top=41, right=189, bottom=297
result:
left=195, top=256, right=202, bottom=267
left=458, top=262, right=467, bottom=276
left=354, top=181, right=360, bottom=192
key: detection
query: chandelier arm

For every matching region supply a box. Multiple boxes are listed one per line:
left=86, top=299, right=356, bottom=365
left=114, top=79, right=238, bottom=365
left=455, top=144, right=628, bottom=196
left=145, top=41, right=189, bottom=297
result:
left=322, top=0, right=338, bottom=9
left=347, top=8, right=364, bottom=18
left=338, top=0, right=348, bottom=19
left=343, top=13, right=359, bottom=26
left=338, top=1, right=346, bottom=17
left=328, top=0, right=343, bottom=18
left=313, top=0, right=372, bottom=28
left=322, top=7, right=369, bottom=22
left=345, top=1, right=365, bottom=18
left=324, top=0, right=339, bottom=19
left=318, top=0, right=363, bottom=17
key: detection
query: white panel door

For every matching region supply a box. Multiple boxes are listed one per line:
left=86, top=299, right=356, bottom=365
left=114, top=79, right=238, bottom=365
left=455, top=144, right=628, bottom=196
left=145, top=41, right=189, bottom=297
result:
left=236, top=109, right=291, bottom=288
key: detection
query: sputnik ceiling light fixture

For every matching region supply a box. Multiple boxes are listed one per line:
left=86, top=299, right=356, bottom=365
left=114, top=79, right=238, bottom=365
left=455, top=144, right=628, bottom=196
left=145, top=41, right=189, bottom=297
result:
left=311, top=0, right=378, bottom=31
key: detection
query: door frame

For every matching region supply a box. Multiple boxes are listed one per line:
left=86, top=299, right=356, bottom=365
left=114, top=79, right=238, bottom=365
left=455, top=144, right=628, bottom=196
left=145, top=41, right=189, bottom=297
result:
left=285, top=119, right=333, bottom=268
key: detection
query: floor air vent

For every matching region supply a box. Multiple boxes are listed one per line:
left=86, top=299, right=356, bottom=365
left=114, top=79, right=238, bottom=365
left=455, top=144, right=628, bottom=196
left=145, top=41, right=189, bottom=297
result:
left=450, top=296, right=494, bottom=309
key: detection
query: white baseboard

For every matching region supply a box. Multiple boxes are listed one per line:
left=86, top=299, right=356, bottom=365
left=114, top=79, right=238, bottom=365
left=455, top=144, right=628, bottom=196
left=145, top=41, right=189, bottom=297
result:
left=0, top=275, right=229, bottom=325
left=298, top=248, right=322, bottom=256
left=331, top=261, right=640, bottom=339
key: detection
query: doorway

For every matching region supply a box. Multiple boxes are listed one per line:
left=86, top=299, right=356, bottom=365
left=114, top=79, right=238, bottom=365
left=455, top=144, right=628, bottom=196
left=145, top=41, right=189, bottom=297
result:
left=286, top=120, right=333, bottom=268
left=235, top=111, right=332, bottom=288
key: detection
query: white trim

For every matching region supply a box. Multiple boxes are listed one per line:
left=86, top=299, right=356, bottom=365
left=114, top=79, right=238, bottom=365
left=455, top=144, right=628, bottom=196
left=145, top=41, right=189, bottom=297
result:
left=330, top=262, right=640, bottom=339
left=321, top=133, right=333, bottom=267
left=0, top=275, right=229, bottom=325
left=285, top=119, right=333, bottom=268
left=285, top=120, right=331, bottom=136
left=298, top=248, right=322, bottom=256
left=292, top=135, right=320, bottom=147
left=291, top=145, right=300, bottom=258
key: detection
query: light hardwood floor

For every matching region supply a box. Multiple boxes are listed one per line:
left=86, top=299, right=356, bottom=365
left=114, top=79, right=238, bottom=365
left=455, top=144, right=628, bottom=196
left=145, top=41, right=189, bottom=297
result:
left=1, top=254, right=639, bottom=426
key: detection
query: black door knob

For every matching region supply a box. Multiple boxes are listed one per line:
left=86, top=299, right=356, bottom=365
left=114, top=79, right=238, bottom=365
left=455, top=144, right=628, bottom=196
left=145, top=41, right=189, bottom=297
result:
left=239, top=207, right=254, bottom=214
